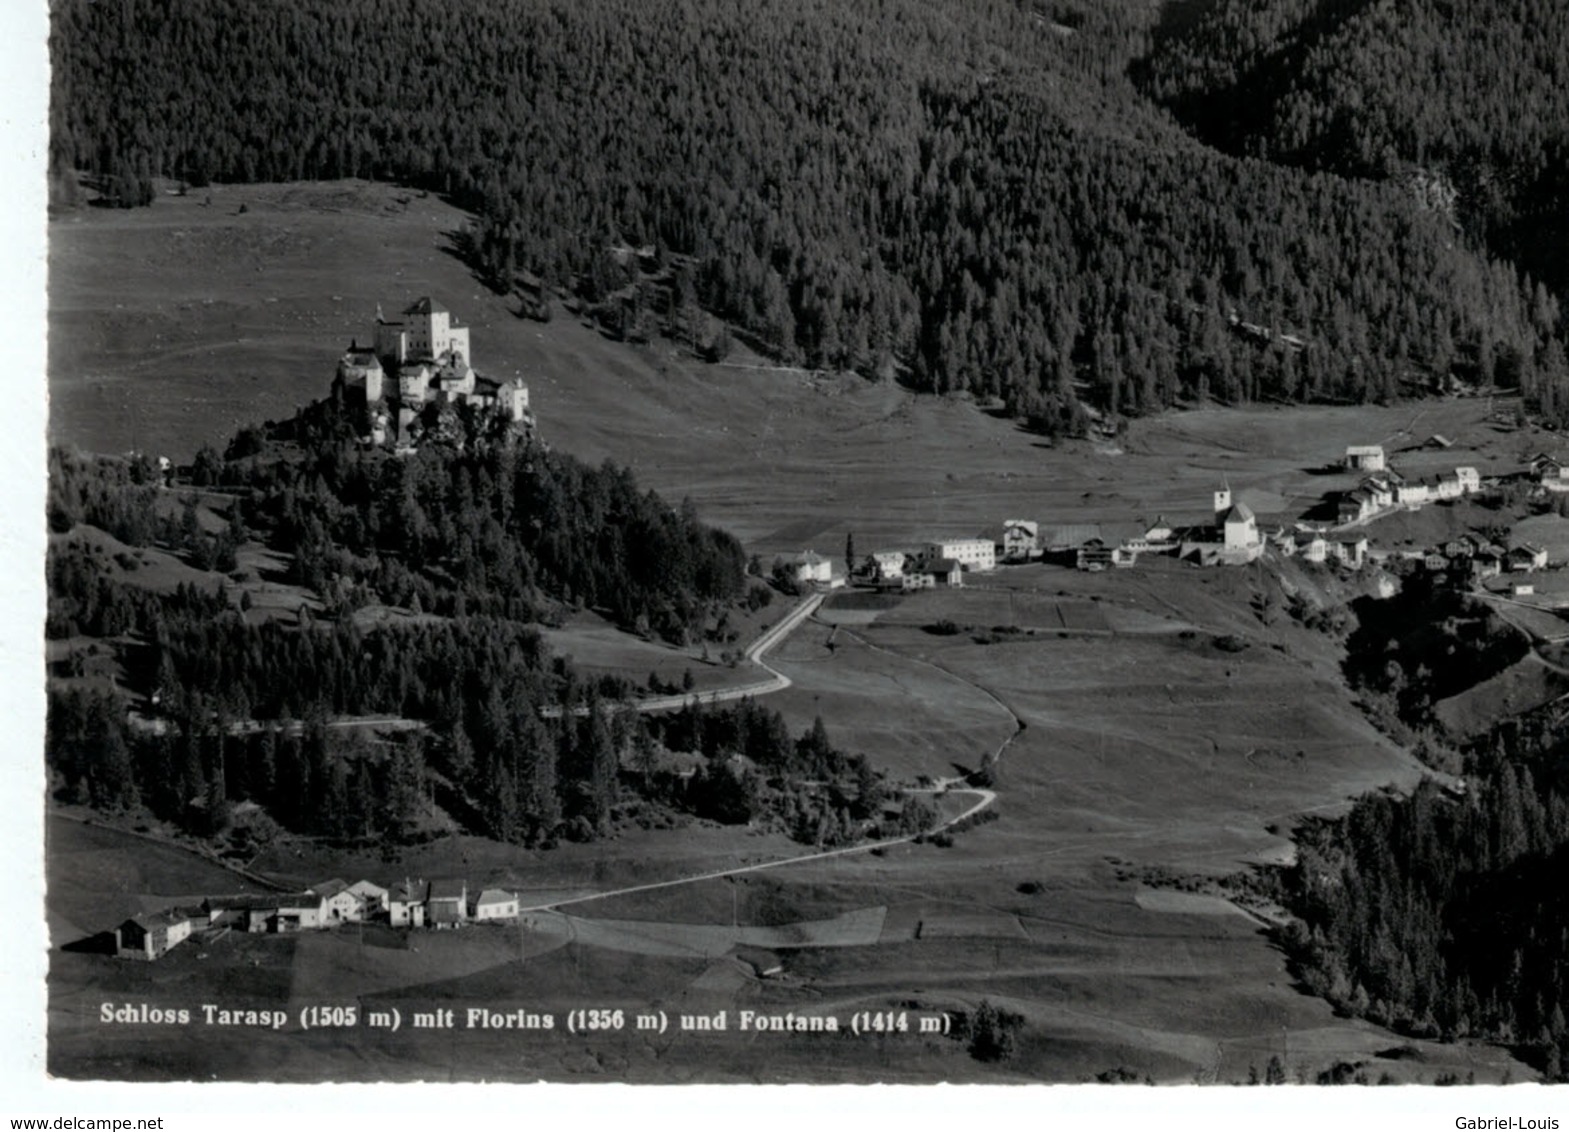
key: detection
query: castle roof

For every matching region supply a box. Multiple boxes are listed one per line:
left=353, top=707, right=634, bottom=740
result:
left=403, top=297, right=447, bottom=316
left=1221, top=502, right=1255, bottom=523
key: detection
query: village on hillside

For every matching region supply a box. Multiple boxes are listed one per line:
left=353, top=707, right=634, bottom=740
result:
left=784, top=442, right=1569, bottom=601
left=112, top=876, right=521, bottom=961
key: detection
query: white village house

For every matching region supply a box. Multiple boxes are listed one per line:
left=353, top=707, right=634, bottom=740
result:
left=866, top=550, right=907, bottom=581
left=310, top=878, right=361, bottom=923
left=348, top=879, right=389, bottom=917
left=389, top=880, right=429, bottom=928
left=904, top=558, right=963, bottom=589
left=993, top=519, right=1039, bottom=562
left=1532, top=454, right=1569, bottom=491
left=924, top=537, right=995, bottom=572
left=790, top=551, right=834, bottom=586
left=472, top=889, right=520, bottom=921
left=1344, top=445, right=1387, bottom=471
left=114, top=909, right=196, bottom=961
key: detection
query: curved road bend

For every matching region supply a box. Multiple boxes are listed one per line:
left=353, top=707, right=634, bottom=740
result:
left=521, top=592, right=1024, bottom=912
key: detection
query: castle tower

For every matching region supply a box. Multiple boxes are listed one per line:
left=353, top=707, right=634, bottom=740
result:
left=402, top=296, right=453, bottom=361
left=1214, top=483, right=1232, bottom=517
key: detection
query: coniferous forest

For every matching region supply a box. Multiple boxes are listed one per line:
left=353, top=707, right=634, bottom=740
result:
left=49, top=0, right=1568, bottom=429
left=1271, top=572, right=1569, bottom=1080
left=44, top=405, right=888, bottom=851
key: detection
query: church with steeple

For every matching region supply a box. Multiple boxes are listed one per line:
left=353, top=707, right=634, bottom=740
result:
left=1213, top=483, right=1259, bottom=551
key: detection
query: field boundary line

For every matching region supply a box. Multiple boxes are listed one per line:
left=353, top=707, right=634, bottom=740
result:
left=48, top=810, right=289, bottom=892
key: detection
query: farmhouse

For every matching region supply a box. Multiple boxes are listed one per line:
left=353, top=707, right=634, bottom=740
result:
left=1143, top=516, right=1176, bottom=547
left=310, top=878, right=360, bottom=923
left=199, top=893, right=269, bottom=931
left=114, top=909, right=195, bottom=961
left=427, top=879, right=469, bottom=929
left=1397, top=478, right=1432, bottom=506
left=866, top=550, right=907, bottom=581
left=1295, top=530, right=1329, bottom=562
left=1267, top=527, right=1297, bottom=557
left=791, top=551, right=834, bottom=587
left=472, top=889, right=520, bottom=921
left=347, top=879, right=389, bottom=917
left=1337, top=489, right=1373, bottom=524
left=924, top=538, right=995, bottom=572
left=1076, top=538, right=1136, bottom=570
left=1076, top=539, right=1114, bottom=571
left=1359, top=476, right=1395, bottom=511
left=993, top=519, right=1039, bottom=562
left=271, top=892, right=328, bottom=933
left=1531, top=454, right=1569, bottom=491
left=904, top=558, right=963, bottom=589
left=390, top=880, right=429, bottom=928
left=1039, top=524, right=1094, bottom=552
left=1470, top=553, right=1503, bottom=581
left=1331, top=535, right=1369, bottom=569
left=1345, top=445, right=1387, bottom=471
left=1509, top=544, right=1549, bottom=573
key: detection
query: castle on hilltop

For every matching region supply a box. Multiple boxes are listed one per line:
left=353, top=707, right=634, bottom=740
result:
left=332, top=297, right=533, bottom=447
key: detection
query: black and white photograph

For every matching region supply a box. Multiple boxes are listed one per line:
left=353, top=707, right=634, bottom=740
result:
left=15, top=0, right=1569, bottom=1115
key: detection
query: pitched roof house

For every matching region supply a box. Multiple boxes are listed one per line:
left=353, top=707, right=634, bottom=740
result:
left=1509, top=544, right=1549, bottom=572
left=427, top=880, right=469, bottom=927
left=115, top=909, right=195, bottom=961
left=390, top=880, right=429, bottom=928
left=347, top=879, right=390, bottom=917
left=791, top=551, right=833, bottom=585
left=472, top=889, right=520, bottom=921
left=1345, top=445, right=1386, bottom=471
left=904, top=558, right=963, bottom=588
left=310, top=878, right=360, bottom=922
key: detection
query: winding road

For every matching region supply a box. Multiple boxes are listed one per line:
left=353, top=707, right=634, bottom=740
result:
left=522, top=588, right=1016, bottom=911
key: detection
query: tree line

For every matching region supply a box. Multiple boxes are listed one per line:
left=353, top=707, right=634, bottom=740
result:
left=1136, top=0, right=1569, bottom=412
left=45, top=388, right=895, bottom=850
left=49, top=0, right=1565, bottom=429
left=1274, top=571, right=1569, bottom=1079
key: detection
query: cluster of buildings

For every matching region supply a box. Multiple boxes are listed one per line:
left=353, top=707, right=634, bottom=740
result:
left=112, top=876, right=522, bottom=961
left=1336, top=445, right=1481, bottom=524
left=331, top=297, right=535, bottom=447
left=1409, top=532, right=1550, bottom=588
left=1529, top=453, right=1569, bottom=492
left=781, top=441, right=1516, bottom=591
left=790, top=535, right=1005, bottom=592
